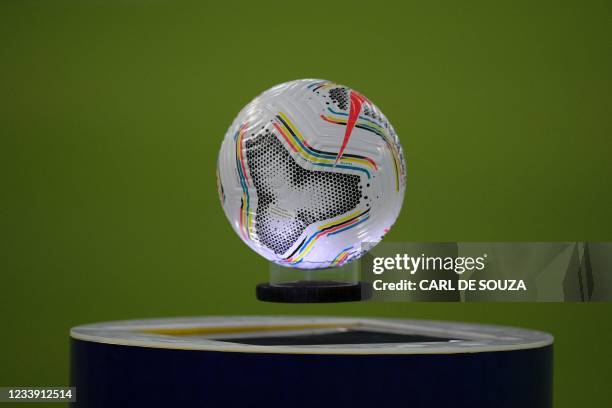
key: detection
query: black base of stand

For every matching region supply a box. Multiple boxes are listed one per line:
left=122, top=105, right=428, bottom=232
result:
left=256, top=281, right=371, bottom=303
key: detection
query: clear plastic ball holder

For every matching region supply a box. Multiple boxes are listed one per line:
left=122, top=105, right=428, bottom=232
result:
left=256, top=262, right=372, bottom=303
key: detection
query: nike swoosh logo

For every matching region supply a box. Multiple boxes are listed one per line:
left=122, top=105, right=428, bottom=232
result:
left=335, top=90, right=369, bottom=164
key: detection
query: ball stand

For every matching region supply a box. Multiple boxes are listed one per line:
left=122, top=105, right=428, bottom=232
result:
left=256, top=261, right=372, bottom=303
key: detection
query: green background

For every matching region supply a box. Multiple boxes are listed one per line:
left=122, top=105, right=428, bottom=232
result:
left=1, top=1, right=611, bottom=406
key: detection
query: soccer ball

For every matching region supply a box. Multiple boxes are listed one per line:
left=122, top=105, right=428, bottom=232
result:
left=217, top=79, right=406, bottom=269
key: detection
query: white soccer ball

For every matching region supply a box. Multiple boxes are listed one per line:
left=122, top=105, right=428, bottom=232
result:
left=217, top=79, right=406, bottom=269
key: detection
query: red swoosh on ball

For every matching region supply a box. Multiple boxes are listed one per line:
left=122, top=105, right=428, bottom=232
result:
left=335, top=90, right=368, bottom=164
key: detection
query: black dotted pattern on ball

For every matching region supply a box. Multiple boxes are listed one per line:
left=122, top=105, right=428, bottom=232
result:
left=245, top=129, right=362, bottom=256
left=328, top=87, right=349, bottom=110
left=362, top=104, right=384, bottom=123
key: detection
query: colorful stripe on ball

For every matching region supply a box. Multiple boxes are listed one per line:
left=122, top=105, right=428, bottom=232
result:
left=234, top=124, right=253, bottom=240
left=282, top=209, right=370, bottom=265
left=330, top=246, right=355, bottom=267
left=273, top=112, right=376, bottom=179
